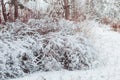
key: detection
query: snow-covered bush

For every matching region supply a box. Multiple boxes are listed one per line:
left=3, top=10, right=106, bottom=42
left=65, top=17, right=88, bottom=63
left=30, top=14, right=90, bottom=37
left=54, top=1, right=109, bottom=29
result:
left=0, top=22, right=42, bottom=79
left=0, top=18, right=98, bottom=80
left=85, top=0, right=120, bottom=22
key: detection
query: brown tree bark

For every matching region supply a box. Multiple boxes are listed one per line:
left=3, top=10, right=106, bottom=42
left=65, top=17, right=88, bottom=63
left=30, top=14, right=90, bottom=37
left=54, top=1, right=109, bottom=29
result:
left=72, top=0, right=78, bottom=21
left=0, top=10, right=1, bottom=24
left=63, top=0, right=70, bottom=20
left=1, top=0, right=7, bottom=22
left=8, top=4, right=14, bottom=22
left=14, top=0, right=18, bottom=20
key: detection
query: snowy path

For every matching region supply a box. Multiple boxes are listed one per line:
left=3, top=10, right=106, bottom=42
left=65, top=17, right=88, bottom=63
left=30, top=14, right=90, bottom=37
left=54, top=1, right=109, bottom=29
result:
left=89, top=26, right=120, bottom=66
left=10, top=23, right=120, bottom=80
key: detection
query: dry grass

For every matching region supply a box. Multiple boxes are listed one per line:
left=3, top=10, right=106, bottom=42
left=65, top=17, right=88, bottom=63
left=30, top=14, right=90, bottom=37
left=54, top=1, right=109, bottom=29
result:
left=111, top=22, right=120, bottom=31
left=101, top=17, right=120, bottom=32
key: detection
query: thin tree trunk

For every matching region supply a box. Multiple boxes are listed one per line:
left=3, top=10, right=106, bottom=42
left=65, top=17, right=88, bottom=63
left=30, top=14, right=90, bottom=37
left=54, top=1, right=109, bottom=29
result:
left=63, top=0, right=70, bottom=20
left=0, top=10, right=1, bottom=24
left=72, top=0, right=77, bottom=21
left=1, top=0, right=7, bottom=22
left=8, top=4, right=14, bottom=22
left=14, top=0, right=18, bottom=20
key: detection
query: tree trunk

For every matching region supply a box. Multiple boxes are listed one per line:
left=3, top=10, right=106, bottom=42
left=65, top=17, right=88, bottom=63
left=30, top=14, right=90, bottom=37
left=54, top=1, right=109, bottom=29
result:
left=0, top=11, right=1, bottom=24
left=63, top=0, right=70, bottom=20
left=1, top=0, right=7, bottom=22
left=72, top=0, right=77, bottom=21
left=8, top=4, right=14, bottom=22
left=14, top=0, right=18, bottom=20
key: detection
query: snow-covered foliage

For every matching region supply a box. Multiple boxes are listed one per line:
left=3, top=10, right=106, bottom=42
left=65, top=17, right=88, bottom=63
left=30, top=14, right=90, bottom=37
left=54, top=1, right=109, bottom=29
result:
left=2, top=0, right=120, bottom=23
left=85, top=0, right=120, bottom=21
left=1, top=0, right=120, bottom=80
left=9, top=19, right=120, bottom=80
left=23, top=0, right=49, bottom=12
left=0, top=18, right=98, bottom=80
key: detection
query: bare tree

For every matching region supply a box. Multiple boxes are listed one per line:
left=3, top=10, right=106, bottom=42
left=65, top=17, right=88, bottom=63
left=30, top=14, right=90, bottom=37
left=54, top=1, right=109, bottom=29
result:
left=71, top=0, right=79, bottom=21
left=1, top=0, right=7, bottom=22
left=63, top=0, right=70, bottom=20
left=13, top=0, right=18, bottom=20
left=8, top=3, right=14, bottom=22
left=0, top=10, right=1, bottom=24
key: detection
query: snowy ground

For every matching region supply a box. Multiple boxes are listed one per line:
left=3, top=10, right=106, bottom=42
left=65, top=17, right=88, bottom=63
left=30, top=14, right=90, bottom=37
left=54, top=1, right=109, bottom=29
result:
left=9, top=21, right=120, bottom=80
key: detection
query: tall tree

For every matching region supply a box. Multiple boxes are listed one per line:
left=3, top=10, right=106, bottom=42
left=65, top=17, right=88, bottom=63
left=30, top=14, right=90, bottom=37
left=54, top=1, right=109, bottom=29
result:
left=0, top=10, right=1, bottom=24
left=63, top=0, right=70, bottom=20
left=1, top=0, right=7, bottom=22
left=13, top=0, right=18, bottom=20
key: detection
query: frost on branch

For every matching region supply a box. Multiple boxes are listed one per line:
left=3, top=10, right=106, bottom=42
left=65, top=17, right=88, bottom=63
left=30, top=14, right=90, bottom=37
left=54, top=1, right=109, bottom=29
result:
left=0, top=18, right=98, bottom=80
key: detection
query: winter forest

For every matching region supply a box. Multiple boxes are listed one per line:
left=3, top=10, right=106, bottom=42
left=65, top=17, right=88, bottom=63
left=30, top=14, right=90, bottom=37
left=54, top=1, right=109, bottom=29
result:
left=0, top=0, right=120, bottom=80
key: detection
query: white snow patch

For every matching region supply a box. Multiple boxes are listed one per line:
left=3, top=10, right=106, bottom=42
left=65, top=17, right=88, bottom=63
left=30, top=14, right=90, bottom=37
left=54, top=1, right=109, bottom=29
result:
left=24, top=0, right=49, bottom=13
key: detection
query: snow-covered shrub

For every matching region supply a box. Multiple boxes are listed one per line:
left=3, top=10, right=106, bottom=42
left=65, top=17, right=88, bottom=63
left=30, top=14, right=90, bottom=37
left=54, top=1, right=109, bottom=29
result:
left=0, top=22, right=42, bottom=79
left=39, top=34, right=96, bottom=70
left=85, top=0, right=120, bottom=22
left=27, top=18, right=98, bottom=71
left=0, top=18, right=98, bottom=80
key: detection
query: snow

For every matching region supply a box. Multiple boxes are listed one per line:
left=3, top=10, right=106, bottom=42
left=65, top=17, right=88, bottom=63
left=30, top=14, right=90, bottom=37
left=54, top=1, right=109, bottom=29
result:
left=0, top=19, right=98, bottom=80
left=9, top=66, right=120, bottom=80
left=8, top=20, right=120, bottom=80
left=24, top=0, right=49, bottom=13
left=1, top=0, right=120, bottom=80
